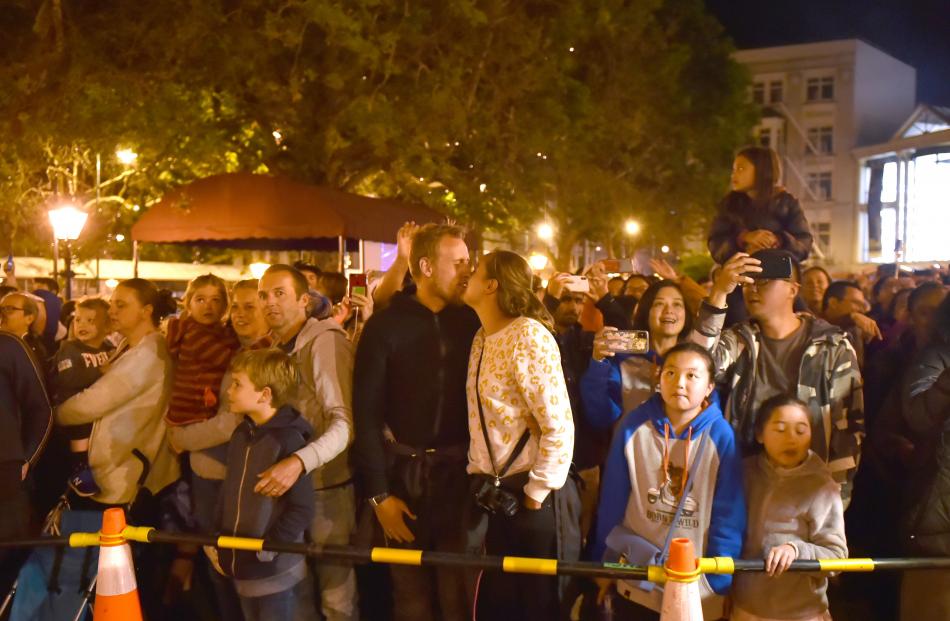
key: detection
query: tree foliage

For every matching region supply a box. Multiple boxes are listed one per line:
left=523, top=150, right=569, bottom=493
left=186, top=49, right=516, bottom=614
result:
left=0, top=0, right=755, bottom=267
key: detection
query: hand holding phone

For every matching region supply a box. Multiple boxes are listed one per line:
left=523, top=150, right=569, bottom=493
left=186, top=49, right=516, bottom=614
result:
left=562, top=275, right=590, bottom=294
left=348, top=273, right=368, bottom=297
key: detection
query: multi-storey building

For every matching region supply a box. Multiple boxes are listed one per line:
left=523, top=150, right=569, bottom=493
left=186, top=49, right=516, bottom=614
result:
left=735, top=39, right=917, bottom=267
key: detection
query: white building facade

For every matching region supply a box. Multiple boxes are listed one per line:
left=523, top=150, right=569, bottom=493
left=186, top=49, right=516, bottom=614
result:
left=734, top=40, right=917, bottom=268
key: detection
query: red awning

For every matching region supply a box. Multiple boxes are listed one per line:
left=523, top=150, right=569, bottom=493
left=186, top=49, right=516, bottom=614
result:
left=131, top=173, right=443, bottom=249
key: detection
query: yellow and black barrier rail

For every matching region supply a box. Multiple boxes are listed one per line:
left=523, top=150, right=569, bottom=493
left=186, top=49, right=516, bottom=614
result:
left=1, top=528, right=949, bottom=581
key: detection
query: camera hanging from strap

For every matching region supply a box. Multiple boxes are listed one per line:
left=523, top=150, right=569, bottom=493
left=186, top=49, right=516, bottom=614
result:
left=475, top=342, right=530, bottom=485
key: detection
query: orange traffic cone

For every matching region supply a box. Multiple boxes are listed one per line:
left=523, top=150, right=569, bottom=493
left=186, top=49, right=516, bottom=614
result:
left=93, top=508, right=143, bottom=620
left=659, top=538, right=703, bottom=621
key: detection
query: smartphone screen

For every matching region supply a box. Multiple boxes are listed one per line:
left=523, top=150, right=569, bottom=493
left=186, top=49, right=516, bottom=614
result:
left=349, top=273, right=368, bottom=297
left=603, top=330, right=650, bottom=354
left=602, top=259, right=634, bottom=273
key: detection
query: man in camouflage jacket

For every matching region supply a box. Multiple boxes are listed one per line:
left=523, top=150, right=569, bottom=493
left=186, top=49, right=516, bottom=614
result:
left=692, top=250, right=864, bottom=507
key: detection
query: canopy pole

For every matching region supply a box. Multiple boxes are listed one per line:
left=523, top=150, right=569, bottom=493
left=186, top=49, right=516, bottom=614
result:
left=133, top=241, right=140, bottom=278
left=338, top=236, right=345, bottom=272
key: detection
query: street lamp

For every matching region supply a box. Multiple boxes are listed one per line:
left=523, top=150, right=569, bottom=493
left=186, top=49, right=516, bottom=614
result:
left=624, top=219, right=641, bottom=236
left=115, top=148, right=138, bottom=166
left=48, top=204, right=88, bottom=300
left=536, top=222, right=555, bottom=242
left=527, top=253, right=549, bottom=271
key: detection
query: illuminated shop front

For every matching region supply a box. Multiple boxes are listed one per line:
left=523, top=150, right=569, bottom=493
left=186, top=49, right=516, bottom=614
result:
left=856, top=104, right=950, bottom=263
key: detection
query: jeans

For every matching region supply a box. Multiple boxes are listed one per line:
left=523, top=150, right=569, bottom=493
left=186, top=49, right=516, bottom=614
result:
left=294, top=484, right=359, bottom=621
left=192, top=474, right=245, bottom=621
left=239, top=587, right=295, bottom=621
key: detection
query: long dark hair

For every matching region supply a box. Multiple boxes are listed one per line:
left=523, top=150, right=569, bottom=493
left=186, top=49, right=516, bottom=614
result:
left=736, top=146, right=782, bottom=203
left=631, top=280, right=693, bottom=341
left=480, top=250, right=555, bottom=332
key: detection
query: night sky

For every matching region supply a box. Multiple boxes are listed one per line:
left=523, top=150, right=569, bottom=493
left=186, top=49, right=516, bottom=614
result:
left=706, top=0, right=950, bottom=106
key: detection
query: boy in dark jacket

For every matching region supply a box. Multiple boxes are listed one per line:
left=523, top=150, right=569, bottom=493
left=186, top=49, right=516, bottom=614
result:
left=50, top=297, right=114, bottom=497
left=216, top=349, right=315, bottom=621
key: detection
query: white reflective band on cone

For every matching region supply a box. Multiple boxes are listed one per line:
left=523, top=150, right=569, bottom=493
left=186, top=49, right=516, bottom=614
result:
left=659, top=580, right=704, bottom=621
left=97, top=544, right=138, bottom=595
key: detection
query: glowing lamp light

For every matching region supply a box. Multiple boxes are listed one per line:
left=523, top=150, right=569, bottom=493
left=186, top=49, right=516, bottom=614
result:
left=479, top=183, right=487, bottom=193
left=624, top=219, right=641, bottom=236
left=249, top=262, right=270, bottom=279
left=105, top=278, right=119, bottom=289
left=115, top=234, right=126, bottom=242
left=528, top=253, right=549, bottom=271
left=661, top=245, right=671, bottom=254
left=536, top=222, right=555, bottom=242
left=48, top=205, right=88, bottom=241
left=115, top=148, right=138, bottom=166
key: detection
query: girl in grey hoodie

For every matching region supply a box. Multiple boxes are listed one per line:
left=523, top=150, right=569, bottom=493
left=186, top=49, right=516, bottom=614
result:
left=731, top=395, right=847, bottom=621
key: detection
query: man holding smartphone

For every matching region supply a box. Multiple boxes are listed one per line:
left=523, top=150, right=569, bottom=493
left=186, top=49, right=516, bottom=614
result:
left=353, top=223, right=480, bottom=621
left=692, top=249, right=864, bottom=507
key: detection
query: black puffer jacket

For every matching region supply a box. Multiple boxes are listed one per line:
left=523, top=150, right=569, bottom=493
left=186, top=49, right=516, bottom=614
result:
left=900, top=343, right=950, bottom=554
left=708, top=190, right=813, bottom=264
left=217, top=406, right=314, bottom=591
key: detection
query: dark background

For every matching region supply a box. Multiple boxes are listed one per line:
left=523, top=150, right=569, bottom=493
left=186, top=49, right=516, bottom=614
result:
left=706, top=0, right=950, bottom=106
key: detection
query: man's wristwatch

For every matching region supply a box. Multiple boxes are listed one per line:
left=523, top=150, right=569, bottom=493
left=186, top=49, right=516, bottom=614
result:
left=368, top=493, right=390, bottom=507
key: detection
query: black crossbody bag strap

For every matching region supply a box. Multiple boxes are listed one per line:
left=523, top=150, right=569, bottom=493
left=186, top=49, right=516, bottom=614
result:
left=475, top=342, right=531, bottom=481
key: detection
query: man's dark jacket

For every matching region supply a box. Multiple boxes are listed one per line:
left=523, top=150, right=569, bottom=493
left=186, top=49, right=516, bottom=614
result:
left=353, top=293, right=480, bottom=498
left=0, top=330, right=52, bottom=467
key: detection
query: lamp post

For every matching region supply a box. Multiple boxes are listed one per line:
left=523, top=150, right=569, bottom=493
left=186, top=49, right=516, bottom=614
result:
left=623, top=219, right=640, bottom=257
left=48, top=204, right=88, bottom=300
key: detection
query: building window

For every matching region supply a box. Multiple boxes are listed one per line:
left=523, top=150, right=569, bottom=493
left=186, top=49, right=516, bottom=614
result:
left=758, top=128, right=772, bottom=147
left=807, top=172, right=833, bottom=201
left=752, top=82, right=765, bottom=105
left=881, top=161, right=899, bottom=203
left=769, top=80, right=783, bottom=103
left=815, top=222, right=832, bottom=254
left=806, top=76, right=835, bottom=102
left=807, top=126, right=834, bottom=155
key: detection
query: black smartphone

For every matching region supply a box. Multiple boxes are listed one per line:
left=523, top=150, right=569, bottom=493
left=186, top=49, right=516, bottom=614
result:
left=756, top=254, right=794, bottom=280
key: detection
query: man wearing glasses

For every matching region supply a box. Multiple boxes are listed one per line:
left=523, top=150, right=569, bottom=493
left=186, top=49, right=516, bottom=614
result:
left=1, top=292, right=38, bottom=338
left=1, top=292, right=46, bottom=361
left=692, top=249, right=864, bottom=507
left=0, top=300, right=53, bottom=588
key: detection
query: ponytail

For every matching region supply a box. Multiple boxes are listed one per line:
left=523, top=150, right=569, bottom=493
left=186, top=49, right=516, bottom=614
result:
left=117, top=278, right=178, bottom=326
left=481, top=251, right=555, bottom=333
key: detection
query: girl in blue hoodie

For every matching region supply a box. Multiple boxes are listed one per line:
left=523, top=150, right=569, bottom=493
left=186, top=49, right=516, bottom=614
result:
left=591, top=343, right=746, bottom=620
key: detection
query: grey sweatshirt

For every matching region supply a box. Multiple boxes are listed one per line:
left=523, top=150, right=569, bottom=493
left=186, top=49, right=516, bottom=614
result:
left=732, top=452, right=847, bottom=619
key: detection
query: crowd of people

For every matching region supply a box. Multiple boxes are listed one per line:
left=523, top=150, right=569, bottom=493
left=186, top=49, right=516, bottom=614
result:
left=0, top=145, right=949, bottom=621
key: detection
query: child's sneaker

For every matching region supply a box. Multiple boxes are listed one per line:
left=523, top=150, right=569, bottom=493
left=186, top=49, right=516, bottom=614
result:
left=68, top=465, right=100, bottom=497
